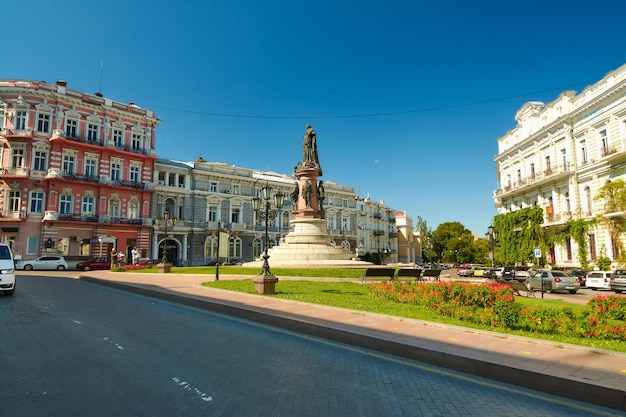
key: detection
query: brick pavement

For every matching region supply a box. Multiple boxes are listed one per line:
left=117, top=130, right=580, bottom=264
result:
left=78, top=270, right=626, bottom=412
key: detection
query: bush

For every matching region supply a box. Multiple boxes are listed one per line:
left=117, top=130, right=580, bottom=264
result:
left=368, top=281, right=626, bottom=340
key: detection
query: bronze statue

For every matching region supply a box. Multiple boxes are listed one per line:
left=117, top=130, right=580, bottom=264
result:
left=302, top=180, right=313, bottom=208
left=302, top=124, right=320, bottom=168
left=317, top=180, right=325, bottom=210
left=290, top=181, right=299, bottom=206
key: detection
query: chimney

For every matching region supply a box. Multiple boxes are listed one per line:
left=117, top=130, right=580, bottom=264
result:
left=56, top=80, right=67, bottom=87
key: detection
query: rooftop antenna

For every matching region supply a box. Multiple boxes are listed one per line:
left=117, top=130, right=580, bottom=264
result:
left=98, top=60, right=103, bottom=95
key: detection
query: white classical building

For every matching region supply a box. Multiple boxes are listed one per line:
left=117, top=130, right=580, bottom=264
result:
left=152, top=158, right=400, bottom=265
left=493, top=63, right=626, bottom=267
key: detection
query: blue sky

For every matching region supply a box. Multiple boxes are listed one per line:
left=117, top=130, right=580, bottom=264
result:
left=3, top=0, right=626, bottom=236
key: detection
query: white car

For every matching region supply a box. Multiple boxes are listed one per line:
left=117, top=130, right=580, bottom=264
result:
left=16, top=255, right=68, bottom=271
left=0, top=243, right=15, bottom=296
left=585, top=271, right=613, bottom=290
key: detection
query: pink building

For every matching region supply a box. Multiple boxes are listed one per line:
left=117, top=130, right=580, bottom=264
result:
left=0, top=80, right=160, bottom=262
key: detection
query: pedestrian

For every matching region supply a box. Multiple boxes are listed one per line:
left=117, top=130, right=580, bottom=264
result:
left=111, top=248, right=118, bottom=267
left=131, top=246, right=140, bottom=265
left=117, top=251, right=126, bottom=266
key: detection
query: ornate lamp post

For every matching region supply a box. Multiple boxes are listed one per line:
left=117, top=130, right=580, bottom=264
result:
left=155, top=210, right=177, bottom=273
left=251, top=185, right=285, bottom=294
left=486, top=225, right=498, bottom=268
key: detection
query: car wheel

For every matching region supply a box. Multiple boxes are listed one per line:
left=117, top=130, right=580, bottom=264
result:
left=5, top=287, right=15, bottom=296
left=591, top=287, right=597, bottom=291
left=568, top=290, right=577, bottom=294
left=57, top=265, right=66, bottom=270
left=83, top=266, right=91, bottom=271
left=615, top=290, right=623, bottom=294
left=24, top=264, right=33, bottom=271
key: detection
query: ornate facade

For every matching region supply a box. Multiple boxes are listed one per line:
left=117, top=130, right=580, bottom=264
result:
left=493, top=63, right=626, bottom=266
left=0, top=80, right=159, bottom=262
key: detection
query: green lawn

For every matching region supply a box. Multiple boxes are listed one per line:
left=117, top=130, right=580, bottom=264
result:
left=202, top=278, right=626, bottom=353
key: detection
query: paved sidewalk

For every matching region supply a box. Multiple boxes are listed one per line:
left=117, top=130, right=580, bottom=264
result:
left=78, top=271, right=626, bottom=412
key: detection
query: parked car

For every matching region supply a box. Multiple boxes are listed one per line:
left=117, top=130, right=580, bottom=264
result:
left=138, top=258, right=162, bottom=266
left=458, top=264, right=483, bottom=277
left=0, top=243, right=15, bottom=296
left=610, top=269, right=626, bottom=294
left=526, top=270, right=580, bottom=294
left=76, top=257, right=111, bottom=271
left=15, top=255, right=68, bottom=271
left=585, top=271, right=613, bottom=290
left=501, top=266, right=532, bottom=281
left=493, top=267, right=504, bottom=280
left=564, top=268, right=588, bottom=287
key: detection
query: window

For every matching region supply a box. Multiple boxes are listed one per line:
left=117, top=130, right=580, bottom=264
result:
left=109, top=198, right=120, bottom=218
left=517, top=169, right=522, bottom=184
left=82, top=196, right=95, bottom=215
left=585, top=186, right=592, bottom=215
left=59, top=194, right=73, bottom=215
left=37, top=113, right=50, bottom=133
left=11, top=148, right=24, bottom=168
left=8, top=190, right=20, bottom=212
left=111, top=161, right=121, bottom=181
left=63, top=154, right=75, bottom=174
left=128, top=200, right=138, bottom=219
left=210, top=182, right=217, bottom=192
left=580, top=139, right=588, bottom=164
left=15, top=111, right=27, bottom=130
left=231, top=207, right=240, bottom=223
left=87, top=123, right=99, bottom=141
left=29, top=191, right=44, bottom=213
left=232, top=184, right=240, bottom=195
left=600, top=129, right=609, bottom=155
left=130, top=165, right=140, bottom=183
left=560, top=148, right=567, bottom=169
left=530, top=163, right=535, bottom=178
left=208, top=205, right=217, bottom=222
left=131, top=133, right=141, bottom=151
left=545, top=156, right=551, bottom=173
left=66, top=119, right=78, bottom=138
left=113, top=129, right=124, bottom=147
left=85, top=157, right=97, bottom=178
left=33, top=150, right=47, bottom=172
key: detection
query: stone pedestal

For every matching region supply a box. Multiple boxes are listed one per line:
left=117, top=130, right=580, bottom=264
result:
left=157, top=262, right=172, bottom=273
left=252, top=275, right=279, bottom=294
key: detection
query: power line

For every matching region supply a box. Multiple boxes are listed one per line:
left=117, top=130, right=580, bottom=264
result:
left=149, top=81, right=589, bottom=120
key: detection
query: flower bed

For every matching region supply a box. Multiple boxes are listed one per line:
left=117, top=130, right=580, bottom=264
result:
left=368, top=281, right=626, bottom=340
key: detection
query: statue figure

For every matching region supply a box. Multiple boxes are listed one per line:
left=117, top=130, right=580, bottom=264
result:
left=302, top=124, right=320, bottom=168
left=290, top=181, right=299, bottom=206
left=302, top=180, right=313, bottom=208
left=317, top=181, right=325, bottom=210
left=55, top=105, right=64, bottom=130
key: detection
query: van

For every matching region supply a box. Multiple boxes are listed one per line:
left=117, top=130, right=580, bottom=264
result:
left=0, top=244, right=15, bottom=296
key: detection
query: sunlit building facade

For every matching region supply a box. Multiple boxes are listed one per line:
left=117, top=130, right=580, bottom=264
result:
left=0, top=80, right=159, bottom=262
left=493, top=63, right=626, bottom=267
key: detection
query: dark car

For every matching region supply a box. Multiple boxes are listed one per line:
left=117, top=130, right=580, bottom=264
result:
left=501, top=266, right=531, bottom=282
left=76, top=257, right=111, bottom=271
left=567, top=269, right=588, bottom=287
left=138, top=259, right=161, bottom=266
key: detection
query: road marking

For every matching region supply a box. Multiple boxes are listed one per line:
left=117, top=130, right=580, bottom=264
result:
left=172, top=377, right=212, bottom=402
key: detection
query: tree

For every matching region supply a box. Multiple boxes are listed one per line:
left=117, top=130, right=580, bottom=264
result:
left=432, top=222, right=474, bottom=264
left=594, top=179, right=626, bottom=265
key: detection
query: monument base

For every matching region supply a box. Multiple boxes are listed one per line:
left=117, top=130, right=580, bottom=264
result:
left=252, top=275, right=279, bottom=294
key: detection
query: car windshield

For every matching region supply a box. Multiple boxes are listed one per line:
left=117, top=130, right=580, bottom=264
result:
left=0, top=246, right=11, bottom=260
left=551, top=271, right=570, bottom=277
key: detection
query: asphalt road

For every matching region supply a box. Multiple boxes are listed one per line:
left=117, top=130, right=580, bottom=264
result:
left=1, top=274, right=623, bottom=417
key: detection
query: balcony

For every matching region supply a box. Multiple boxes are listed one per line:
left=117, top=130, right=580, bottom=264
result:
left=496, top=163, right=572, bottom=198
left=0, top=167, right=29, bottom=177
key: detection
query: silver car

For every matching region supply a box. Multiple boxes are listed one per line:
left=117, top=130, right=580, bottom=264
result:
left=15, top=255, right=68, bottom=271
left=610, top=269, right=626, bottom=294
left=526, top=270, right=580, bottom=294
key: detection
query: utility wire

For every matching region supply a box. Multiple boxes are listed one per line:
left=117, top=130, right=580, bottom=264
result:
left=149, top=81, right=589, bottom=120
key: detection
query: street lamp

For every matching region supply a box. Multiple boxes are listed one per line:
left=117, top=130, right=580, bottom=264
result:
left=251, top=185, right=285, bottom=293
left=486, top=225, right=498, bottom=268
left=155, top=210, right=177, bottom=265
